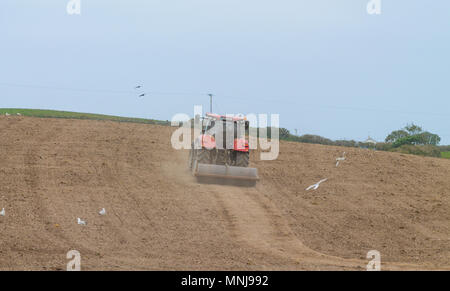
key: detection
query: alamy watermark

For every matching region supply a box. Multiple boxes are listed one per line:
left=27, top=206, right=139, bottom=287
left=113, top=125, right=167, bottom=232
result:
left=67, top=250, right=81, bottom=271
left=170, top=106, right=280, bottom=161
left=65, top=1, right=381, bottom=16
left=367, top=0, right=382, bottom=15
left=67, top=0, right=81, bottom=15
left=366, top=250, right=381, bottom=271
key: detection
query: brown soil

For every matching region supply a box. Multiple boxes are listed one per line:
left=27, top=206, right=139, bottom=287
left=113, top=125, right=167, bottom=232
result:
left=0, top=116, right=448, bottom=270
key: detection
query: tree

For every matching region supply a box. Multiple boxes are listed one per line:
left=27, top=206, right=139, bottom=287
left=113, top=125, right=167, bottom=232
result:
left=404, top=123, right=423, bottom=136
left=417, top=132, right=441, bottom=146
left=386, top=124, right=441, bottom=148
left=385, top=130, right=409, bottom=143
left=279, top=128, right=291, bottom=139
left=393, top=135, right=422, bottom=148
left=259, top=127, right=290, bottom=139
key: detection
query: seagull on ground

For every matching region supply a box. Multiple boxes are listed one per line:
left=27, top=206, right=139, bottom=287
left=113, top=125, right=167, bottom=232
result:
left=336, top=152, right=346, bottom=167
left=99, top=208, right=106, bottom=215
left=77, top=217, right=87, bottom=226
left=0, top=208, right=5, bottom=216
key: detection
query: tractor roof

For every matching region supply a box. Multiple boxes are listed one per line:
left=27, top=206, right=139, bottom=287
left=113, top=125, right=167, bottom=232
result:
left=206, top=113, right=246, bottom=122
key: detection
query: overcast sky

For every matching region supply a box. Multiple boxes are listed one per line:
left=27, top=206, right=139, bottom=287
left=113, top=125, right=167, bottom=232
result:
left=1, top=0, right=449, bottom=143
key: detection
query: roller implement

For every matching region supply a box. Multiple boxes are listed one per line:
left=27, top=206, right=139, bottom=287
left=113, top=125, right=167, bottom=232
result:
left=188, top=113, right=259, bottom=185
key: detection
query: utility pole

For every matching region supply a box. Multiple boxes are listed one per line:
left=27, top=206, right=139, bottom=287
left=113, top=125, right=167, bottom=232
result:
left=208, top=94, right=213, bottom=113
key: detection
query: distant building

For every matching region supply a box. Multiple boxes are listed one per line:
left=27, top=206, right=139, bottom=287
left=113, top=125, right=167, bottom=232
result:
left=365, top=136, right=377, bottom=144
left=359, top=136, right=378, bottom=150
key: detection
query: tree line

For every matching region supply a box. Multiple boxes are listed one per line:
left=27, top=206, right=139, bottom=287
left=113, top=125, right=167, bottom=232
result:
left=264, top=124, right=447, bottom=158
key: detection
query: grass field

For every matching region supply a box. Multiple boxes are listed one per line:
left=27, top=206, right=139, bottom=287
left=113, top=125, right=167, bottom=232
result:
left=0, top=108, right=169, bottom=126
left=441, top=151, right=450, bottom=159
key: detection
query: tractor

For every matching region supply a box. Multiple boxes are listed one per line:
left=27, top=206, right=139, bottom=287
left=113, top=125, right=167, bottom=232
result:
left=188, top=113, right=259, bottom=185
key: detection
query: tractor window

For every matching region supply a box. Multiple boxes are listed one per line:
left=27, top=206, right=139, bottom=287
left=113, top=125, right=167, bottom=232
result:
left=235, top=121, right=247, bottom=139
left=205, top=120, right=215, bottom=133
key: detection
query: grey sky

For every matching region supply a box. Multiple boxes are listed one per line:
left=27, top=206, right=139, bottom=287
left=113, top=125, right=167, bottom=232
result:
left=1, top=0, right=449, bottom=143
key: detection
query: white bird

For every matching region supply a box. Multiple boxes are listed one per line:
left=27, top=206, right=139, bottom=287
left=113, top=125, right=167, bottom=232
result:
left=5, top=113, right=10, bottom=116
left=0, top=208, right=5, bottom=216
left=77, top=218, right=87, bottom=226
left=99, top=208, right=106, bottom=215
left=17, top=113, right=22, bottom=116
left=306, top=178, right=328, bottom=191
left=336, top=152, right=346, bottom=167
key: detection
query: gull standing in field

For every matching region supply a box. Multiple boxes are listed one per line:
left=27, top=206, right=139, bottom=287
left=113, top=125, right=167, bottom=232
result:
left=336, top=152, right=346, bottom=167
left=0, top=208, right=5, bottom=216
left=77, top=217, right=87, bottom=226
left=99, top=208, right=106, bottom=215
left=306, top=179, right=328, bottom=191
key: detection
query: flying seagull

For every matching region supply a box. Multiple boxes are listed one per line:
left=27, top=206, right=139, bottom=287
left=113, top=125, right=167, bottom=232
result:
left=135, top=85, right=143, bottom=89
left=139, top=93, right=146, bottom=98
left=306, top=178, right=328, bottom=191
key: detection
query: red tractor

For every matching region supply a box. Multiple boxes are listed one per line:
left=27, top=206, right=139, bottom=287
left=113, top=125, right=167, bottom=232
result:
left=188, top=113, right=259, bottom=185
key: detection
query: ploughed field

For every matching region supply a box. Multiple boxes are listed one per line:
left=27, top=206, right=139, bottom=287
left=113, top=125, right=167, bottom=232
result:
left=0, top=116, right=449, bottom=270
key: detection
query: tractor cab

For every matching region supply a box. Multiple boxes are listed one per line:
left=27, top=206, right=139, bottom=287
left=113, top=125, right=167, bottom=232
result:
left=203, top=113, right=249, bottom=142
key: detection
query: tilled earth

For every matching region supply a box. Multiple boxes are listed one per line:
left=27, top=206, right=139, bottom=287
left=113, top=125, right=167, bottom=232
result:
left=0, top=116, right=449, bottom=270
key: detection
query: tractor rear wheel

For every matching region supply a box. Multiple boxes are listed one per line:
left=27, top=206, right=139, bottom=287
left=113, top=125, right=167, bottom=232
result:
left=235, top=151, right=249, bottom=167
left=188, top=150, right=194, bottom=169
left=215, top=150, right=228, bottom=165
left=196, top=148, right=211, bottom=164
left=188, top=143, right=195, bottom=169
left=190, top=148, right=211, bottom=176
